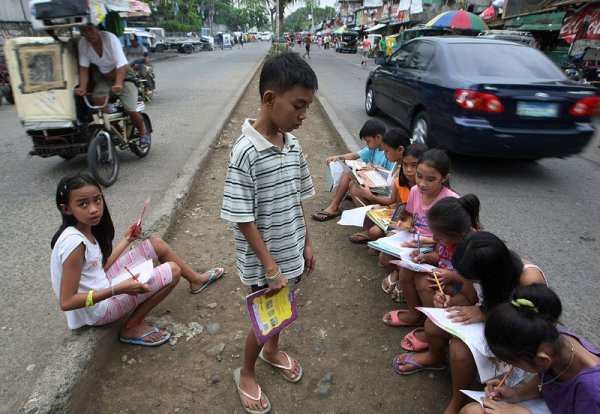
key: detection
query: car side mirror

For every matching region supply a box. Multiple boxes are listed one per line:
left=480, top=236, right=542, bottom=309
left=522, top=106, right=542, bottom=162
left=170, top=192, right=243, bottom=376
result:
left=375, top=57, right=387, bottom=65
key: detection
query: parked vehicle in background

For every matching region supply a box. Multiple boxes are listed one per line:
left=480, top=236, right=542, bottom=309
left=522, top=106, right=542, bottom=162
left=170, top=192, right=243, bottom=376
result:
left=260, top=31, right=273, bottom=41
left=365, top=37, right=599, bottom=159
left=337, top=31, right=359, bottom=53
left=394, top=24, right=452, bottom=48
left=145, top=27, right=168, bottom=52
left=477, top=30, right=536, bottom=47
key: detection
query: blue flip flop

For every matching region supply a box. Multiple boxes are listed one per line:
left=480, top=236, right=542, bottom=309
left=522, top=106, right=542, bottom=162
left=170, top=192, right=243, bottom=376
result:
left=190, top=267, right=226, bottom=294
left=119, top=326, right=170, bottom=347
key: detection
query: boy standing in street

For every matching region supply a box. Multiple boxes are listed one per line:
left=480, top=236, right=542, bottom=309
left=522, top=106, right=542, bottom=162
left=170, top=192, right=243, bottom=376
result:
left=221, top=53, right=318, bottom=414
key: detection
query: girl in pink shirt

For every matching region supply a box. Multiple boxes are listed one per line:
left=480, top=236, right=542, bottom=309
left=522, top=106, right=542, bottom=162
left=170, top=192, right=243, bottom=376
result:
left=383, top=150, right=469, bottom=327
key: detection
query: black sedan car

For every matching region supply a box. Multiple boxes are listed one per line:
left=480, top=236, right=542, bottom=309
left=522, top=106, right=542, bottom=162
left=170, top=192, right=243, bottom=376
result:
left=365, top=37, right=599, bottom=159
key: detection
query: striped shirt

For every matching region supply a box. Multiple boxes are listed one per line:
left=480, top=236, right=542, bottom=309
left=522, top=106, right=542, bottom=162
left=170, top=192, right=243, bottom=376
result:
left=221, top=119, right=315, bottom=286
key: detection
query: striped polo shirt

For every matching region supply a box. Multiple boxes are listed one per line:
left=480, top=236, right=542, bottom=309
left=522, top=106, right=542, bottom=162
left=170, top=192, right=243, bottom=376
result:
left=221, top=119, right=315, bottom=286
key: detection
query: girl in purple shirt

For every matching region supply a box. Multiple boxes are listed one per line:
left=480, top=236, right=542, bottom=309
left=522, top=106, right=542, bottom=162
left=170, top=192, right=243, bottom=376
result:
left=462, top=284, right=600, bottom=414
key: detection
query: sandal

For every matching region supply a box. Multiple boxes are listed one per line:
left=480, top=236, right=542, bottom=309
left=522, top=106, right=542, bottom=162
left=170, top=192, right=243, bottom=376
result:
left=190, top=267, right=226, bottom=294
left=382, top=310, right=424, bottom=327
left=258, top=349, right=303, bottom=383
left=349, top=230, right=370, bottom=244
left=139, top=133, right=151, bottom=149
left=381, top=273, right=398, bottom=294
left=401, top=328, right=429, bottom=352
left=392, top=352, right=445, bottom=376
left=311, top=209, right=341, bottom=222
left=391, top=284, right=405, bottom=303
left=232, top=368, right=271, bottom=414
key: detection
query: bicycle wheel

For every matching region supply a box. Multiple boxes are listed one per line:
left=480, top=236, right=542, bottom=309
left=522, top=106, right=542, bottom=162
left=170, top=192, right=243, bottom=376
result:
left=87, top=129, right=119, bottom=187
left=128, top=113, right=152, bottom=158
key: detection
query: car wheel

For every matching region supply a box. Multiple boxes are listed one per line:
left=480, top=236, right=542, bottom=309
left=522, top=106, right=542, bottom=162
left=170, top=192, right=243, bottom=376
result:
left=365, top=85, right=379, bottom=116
left=411, top=111, right=434, bottom=146
left=155, top=44, right=166, bottom=53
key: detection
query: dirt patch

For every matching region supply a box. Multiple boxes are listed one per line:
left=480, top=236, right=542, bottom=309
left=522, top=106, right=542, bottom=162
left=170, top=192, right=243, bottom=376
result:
left=69, top=69, right=454, bottom=413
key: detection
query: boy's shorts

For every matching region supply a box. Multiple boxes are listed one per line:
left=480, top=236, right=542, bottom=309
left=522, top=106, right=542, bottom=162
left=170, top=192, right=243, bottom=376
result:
left=251, top=275, right=301, bottom=293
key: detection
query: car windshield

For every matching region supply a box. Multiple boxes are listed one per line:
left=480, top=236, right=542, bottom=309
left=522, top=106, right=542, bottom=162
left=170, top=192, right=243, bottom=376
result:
left=448, top=43, right=565, bottom=79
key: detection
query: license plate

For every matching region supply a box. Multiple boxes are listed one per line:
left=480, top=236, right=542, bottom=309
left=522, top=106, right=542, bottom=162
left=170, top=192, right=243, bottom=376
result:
left=516, top=101, right=558, bottom=118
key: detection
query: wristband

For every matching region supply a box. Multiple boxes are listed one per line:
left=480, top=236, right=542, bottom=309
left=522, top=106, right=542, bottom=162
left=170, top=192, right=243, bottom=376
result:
left=266, top=267, right=281, bottom=283
left=85, top=290, right=95, bottom=308
left=111, top=285, right=116, bottom=297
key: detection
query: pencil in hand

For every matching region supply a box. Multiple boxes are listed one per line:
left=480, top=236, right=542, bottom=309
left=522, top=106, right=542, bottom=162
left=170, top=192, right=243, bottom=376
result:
left=432, top=271, right=444, bottom=296
left=497, top=366, right=514, bottom=388
left=124, top=265, right=139, bottom=282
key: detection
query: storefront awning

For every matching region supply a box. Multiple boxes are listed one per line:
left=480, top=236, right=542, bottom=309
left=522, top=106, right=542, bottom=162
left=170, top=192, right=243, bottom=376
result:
left=505, top=10, right=565, bottom=31
left=366, top=23, right=387, bottom=32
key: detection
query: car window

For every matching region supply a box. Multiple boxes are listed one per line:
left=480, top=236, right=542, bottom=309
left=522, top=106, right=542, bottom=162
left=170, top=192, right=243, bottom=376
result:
left=408, top=42, right=435, bottom=70
left=390, top=42, right=417, bottom=68
left=448, top=43, right=565, bottom=79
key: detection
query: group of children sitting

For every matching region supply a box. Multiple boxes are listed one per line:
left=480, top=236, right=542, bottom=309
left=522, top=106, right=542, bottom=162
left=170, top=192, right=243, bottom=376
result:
left=313, top=119, right=600, bottom=414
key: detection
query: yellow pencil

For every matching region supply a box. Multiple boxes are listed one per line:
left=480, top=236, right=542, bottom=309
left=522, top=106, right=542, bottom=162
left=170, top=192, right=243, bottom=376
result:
left=497, top=366, right=514, bottom=388
left=432, top=271, right=444, bottom=295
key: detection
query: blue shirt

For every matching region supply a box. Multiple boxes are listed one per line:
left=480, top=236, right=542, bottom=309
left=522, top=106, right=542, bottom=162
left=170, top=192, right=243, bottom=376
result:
left=357, top=147, right=395, bottom=171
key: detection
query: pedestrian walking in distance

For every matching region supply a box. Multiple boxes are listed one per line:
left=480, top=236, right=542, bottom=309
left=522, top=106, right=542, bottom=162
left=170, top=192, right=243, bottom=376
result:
left=303, top=35, right=312, bottom=59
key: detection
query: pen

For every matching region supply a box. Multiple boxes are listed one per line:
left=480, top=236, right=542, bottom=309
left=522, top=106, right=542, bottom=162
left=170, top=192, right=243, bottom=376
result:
left=124, top=265, right=139, bottom=282
left=497, top=366, right=514, bottom=388
left=432, top=271, right=444, bottom=296
left=354, top=196, right=366, bottom=207
left=417, top=229, right=421, bottom=255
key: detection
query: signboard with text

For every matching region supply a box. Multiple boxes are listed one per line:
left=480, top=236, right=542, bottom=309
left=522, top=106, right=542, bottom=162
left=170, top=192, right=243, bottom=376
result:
left=560, top=4, right=600, bottom=43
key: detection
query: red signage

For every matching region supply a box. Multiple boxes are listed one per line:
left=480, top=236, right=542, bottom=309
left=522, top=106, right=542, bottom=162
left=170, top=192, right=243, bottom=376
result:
left=560, top=4, right=600, bottom=43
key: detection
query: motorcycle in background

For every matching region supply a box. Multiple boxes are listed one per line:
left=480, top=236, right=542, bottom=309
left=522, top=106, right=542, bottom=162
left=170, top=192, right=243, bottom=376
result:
left=131, top=62, right=156, bottom=102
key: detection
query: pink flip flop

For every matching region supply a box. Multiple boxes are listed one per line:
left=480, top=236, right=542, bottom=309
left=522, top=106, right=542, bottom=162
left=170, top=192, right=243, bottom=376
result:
left=401, top=328, right=429, bottom=352
left=382, top=310, right=424, bottom=327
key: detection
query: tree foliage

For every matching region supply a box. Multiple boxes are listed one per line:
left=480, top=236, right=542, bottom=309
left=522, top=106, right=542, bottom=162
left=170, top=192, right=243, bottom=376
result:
left=284, top=6, right=336, bottom=32
left=147, top=0, right=270, bottom=32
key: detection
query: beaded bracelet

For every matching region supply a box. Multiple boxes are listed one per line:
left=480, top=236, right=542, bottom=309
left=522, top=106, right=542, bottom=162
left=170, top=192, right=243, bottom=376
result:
left=85, top=290, right=95, bottom=308
left=266, top=267, right=281, bottom=283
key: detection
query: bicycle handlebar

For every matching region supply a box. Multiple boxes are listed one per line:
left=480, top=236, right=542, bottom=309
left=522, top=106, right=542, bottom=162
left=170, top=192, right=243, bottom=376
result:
left=80, top=93, right=110, bottom=110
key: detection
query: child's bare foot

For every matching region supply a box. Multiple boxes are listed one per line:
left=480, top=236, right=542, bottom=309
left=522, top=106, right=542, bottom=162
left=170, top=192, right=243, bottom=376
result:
left=234, top=368, right=270, bottom=413
left=259, top=349, right=303, bottom=382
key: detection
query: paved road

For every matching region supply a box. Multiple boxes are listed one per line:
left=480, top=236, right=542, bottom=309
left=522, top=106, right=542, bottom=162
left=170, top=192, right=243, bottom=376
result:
left=0, top=41, right=269, bottom=412
left=308, top=46, right=600, bottom=345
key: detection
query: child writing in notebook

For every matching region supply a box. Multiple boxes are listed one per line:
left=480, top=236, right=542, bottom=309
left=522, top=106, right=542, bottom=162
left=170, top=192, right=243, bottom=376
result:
left=380, top=149, right=458, bottom=315
left=221, top=53, right=318, bottom=414
left=311, top=119, right=393, bottom=222
left=379, top=143, right=428, bottom=292
left=348, top=128, right=411, bottom=244
left=461, top=284, right=600, bottom=414
left=383, top=193, right=480, bottom=329
left=396, top=232, right=547, bottom=414
left=50, top=173, right=224, bottom=347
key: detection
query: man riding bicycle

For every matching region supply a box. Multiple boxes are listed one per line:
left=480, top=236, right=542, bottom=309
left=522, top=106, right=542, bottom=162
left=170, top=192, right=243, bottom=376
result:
left=74, top=24, right=151, bottom=148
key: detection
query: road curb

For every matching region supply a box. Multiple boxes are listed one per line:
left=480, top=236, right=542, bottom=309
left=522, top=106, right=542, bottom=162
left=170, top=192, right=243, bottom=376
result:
left=315, top=92, right=361, bottom=153
left=20, top=54, right=266, bottom=414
